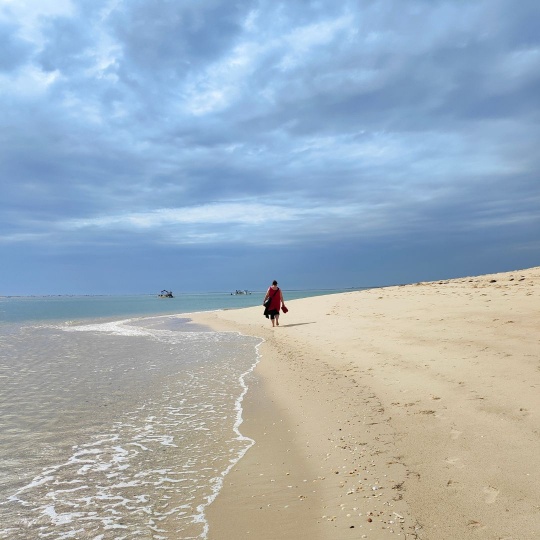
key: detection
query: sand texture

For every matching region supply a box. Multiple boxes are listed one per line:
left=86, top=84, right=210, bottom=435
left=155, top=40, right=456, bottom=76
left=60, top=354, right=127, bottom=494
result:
left=192, top=267, right=540, bottom=539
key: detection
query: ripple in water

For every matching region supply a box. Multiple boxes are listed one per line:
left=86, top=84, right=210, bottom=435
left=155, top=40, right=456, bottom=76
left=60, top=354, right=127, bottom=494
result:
left=0, top=316, right=262, bottom=539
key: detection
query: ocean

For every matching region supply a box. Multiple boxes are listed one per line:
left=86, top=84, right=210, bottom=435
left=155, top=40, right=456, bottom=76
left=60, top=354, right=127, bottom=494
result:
left=0, top=290, right=348, bottom=539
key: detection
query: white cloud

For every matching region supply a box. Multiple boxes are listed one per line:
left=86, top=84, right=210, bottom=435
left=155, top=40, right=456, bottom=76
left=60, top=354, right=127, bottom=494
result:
left=0, top=0, right=75, bottom=43
left=49, top=199, right=412, bottom=247
left=0, top=65, right=59, bottom=96
left=182, top=40, right=262, bottom=115
left=65, top=202, right=310, bottom=230
left=278, top=14, right=355, bottom=71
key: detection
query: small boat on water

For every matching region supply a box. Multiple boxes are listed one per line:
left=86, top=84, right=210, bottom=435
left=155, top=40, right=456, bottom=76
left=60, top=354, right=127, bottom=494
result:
left=232, top=289, right=252, bottom=295
left=158, top=290, right=174, bottom=298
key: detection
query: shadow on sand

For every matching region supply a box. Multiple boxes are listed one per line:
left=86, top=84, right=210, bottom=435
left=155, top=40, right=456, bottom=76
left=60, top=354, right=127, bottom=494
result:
left=277, top=322, right=316, bottom=328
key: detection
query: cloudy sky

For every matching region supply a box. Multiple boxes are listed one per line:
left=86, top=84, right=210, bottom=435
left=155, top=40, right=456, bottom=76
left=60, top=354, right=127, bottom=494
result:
left=1, top=0, right=539, bottom=295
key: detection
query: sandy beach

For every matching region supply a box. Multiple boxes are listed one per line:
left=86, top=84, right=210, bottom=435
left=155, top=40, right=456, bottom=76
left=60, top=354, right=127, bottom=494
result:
left=191, top=267, right=540, bottom=539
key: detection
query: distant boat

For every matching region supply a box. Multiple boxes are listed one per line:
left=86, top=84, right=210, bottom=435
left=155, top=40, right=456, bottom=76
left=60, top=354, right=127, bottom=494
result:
left=158, top=290, right=174, bottom=298
left=232, top=289, right=252, bottom=295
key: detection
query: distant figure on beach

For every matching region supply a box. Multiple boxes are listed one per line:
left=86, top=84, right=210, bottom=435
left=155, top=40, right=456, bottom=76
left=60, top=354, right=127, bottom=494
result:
left=263, top=280, right=286, bottom=327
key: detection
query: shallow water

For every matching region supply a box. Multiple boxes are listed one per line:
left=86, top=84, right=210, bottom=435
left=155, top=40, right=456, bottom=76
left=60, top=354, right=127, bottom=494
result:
left=0, top=289, right=354, bottom=324
left=0, top=315, right=262, bottom=539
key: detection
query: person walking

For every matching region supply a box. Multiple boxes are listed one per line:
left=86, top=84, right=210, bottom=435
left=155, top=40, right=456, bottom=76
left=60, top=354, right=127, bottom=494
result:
left=263, top=280, right=287, bottom=327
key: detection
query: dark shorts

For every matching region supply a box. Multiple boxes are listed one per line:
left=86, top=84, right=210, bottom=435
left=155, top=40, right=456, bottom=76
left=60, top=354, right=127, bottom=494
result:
left=268, top=309, right=279, bottom=319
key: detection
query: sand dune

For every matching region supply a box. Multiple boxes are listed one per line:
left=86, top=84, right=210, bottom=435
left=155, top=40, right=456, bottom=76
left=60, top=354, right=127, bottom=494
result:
left=193, top=267, right=540, bottom=539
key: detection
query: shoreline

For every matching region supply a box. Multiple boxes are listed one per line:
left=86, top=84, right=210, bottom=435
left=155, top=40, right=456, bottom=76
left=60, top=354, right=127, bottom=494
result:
left=191, top=266, right=540, bottom=539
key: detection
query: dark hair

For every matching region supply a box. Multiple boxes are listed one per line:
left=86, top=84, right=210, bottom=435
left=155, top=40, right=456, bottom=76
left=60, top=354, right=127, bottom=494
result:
left=272, top=280, right=278, bottom=286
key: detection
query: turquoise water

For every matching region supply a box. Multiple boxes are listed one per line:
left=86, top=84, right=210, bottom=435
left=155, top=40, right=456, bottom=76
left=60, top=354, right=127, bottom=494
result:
left=0, top=289, right=352, bottom=324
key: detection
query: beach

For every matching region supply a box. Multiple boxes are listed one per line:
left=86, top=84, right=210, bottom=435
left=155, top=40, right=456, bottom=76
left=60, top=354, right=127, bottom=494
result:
left=193, top=267, right=540, bottom=539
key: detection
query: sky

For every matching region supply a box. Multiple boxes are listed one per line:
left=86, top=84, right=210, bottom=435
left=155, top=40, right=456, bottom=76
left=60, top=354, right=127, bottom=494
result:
left=1, top=0, right=539, bottom=295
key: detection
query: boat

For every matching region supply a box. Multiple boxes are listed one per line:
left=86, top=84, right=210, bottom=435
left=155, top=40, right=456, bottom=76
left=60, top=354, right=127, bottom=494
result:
left=158, top=290, right=174, bottom=298
left=232, top=289, right=251, bottom=295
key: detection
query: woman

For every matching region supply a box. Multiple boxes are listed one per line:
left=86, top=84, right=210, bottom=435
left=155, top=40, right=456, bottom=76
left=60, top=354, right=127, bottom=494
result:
left=263, top=280, right=286, bottom=327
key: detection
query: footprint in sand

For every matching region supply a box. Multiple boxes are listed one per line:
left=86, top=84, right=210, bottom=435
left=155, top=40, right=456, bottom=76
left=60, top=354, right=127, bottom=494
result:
left=445, top=457, right=465, bottom=469
left=446, top=479, right=461, bottom=490
left=483, top=486, right=499, bottom=504
left=467, top=520, right=487, bottom=531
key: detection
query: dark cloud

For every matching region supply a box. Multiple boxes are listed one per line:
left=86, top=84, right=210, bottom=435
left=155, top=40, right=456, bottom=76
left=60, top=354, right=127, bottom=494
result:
left=110, top=0, right=253, bottom=78
left=0, top=21, right=32, bottom=72
left=38, top=16, right=95, bottom=72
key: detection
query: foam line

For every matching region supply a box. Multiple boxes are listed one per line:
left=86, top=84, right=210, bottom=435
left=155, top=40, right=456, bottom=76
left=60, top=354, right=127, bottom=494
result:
left=194, top=334, right=265, bottom=539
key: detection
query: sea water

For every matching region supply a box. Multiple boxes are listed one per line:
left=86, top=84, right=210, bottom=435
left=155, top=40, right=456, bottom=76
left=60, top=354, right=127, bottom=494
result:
left=0, top=291, right=350, bottom=539
left=0, top=314, right=261, bottom=539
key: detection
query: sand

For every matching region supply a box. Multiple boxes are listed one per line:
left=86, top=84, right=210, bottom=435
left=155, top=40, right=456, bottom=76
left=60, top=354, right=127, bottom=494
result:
left=191, top=267, right=540, bottom=539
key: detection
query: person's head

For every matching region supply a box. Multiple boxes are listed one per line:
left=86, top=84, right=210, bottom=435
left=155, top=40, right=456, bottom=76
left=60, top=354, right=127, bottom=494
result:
left=272, top=280, right=278, bottom=286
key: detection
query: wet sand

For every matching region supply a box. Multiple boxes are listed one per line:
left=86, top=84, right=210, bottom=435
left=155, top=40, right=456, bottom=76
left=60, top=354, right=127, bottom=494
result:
left=193, top=267, right=540, bottom=539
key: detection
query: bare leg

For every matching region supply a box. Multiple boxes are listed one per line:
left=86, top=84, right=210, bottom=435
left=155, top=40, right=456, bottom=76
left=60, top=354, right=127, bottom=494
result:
left=275, top=314, right=279, bottom=326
